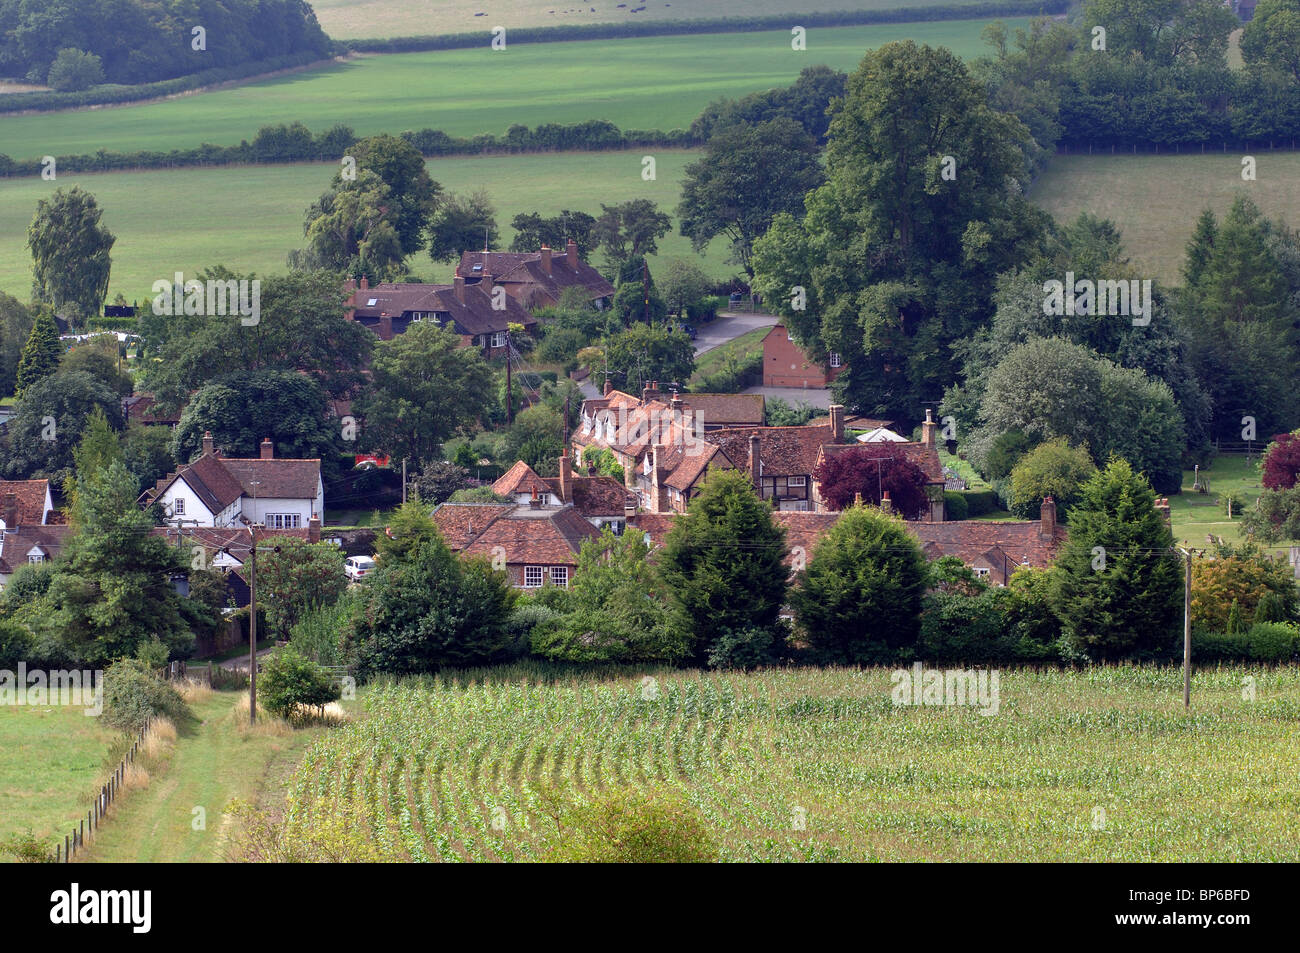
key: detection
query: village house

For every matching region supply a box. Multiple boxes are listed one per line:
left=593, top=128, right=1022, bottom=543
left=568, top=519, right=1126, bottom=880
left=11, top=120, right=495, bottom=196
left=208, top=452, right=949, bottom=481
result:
left=150, top=522, right=323, bottom=609
left=138, top=432, right=324, bottom=530
left=761, top=324, right=844, bottom=388
left=456, top=240, right=615, bottom=310
left=122, top=394, right=183, bottom=429
left=431, top=499, right=600, bottom=589
left=811, top=409, right=948, bottom=520
left=492, top=456, right=634, bottom=534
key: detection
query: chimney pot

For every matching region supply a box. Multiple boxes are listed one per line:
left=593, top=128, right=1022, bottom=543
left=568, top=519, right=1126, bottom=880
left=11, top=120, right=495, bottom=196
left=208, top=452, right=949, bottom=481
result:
left=260, top=438, right=274, bottom=460
left=540, top=245, right=552, bottom=276
left=829, top=404, right=845, bottom=443
left=360, top=276, right=369, bottom=292
left=921, top=408, right=937, bottom=447
left=880, top=490, right=892, bottom=515
left=1040, top=496, right=1057, bottom=538
left=202, top=431, right=215, bottom=457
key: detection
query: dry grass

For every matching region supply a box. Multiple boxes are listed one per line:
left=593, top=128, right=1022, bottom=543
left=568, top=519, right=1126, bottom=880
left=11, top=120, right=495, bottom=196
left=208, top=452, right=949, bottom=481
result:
left=121, top=763, right=150, bottom=792
left=177, top=679, right=214, bottom=704
left=232, top=695, right=293, bottom=737
left=140, top=718, right=177, bottom=759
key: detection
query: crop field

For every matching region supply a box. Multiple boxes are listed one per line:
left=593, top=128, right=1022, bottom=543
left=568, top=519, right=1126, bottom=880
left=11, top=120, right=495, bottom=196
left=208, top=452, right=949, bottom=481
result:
left=281, top=666, right=1300, bottom=862
left=0, top=19, right=1025, bottom=162
left=1029, top=152, right=1300, bottom=286
left=310, top=0, right=991, bottom=40
left=0, top=150, right=733, bottom=301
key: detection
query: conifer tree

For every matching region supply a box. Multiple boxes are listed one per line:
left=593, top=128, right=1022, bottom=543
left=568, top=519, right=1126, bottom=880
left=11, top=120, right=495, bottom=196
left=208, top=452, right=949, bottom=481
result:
left=14, top=308, right=62, bottom=397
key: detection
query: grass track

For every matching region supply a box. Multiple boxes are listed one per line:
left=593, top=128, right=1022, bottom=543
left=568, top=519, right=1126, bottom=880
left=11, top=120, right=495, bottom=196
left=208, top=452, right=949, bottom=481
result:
left=0, top=19, right=1025, bottom=162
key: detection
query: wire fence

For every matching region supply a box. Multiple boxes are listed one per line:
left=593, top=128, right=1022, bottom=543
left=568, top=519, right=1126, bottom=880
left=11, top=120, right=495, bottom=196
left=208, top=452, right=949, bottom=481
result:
left=55, top=718, right=151, bottom=864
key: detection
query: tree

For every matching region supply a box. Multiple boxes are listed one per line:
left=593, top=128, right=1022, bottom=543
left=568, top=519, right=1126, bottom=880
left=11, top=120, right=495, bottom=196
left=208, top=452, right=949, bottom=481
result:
left=257, top=539, right=348, bottom=640
left=678, top=118, right=824, bottom=275
left=60, top=340, right=133, bottom=397
left=352, top=516, right=516, bottom=674
left=14, top=308, right=62, bottom=398
left=657, top=469, right=788, bottom=664
left=121, top=425, right=175, bottom=495
left=294, top=170, right=404, bottom=278
left=604, top=323, right=694, bottom=393
left=0, top=292, right=34, bottom=398
left=1262, top=431, right=1300, bottom=490
left=353, top=322, right=495, bottom=467
left=412, top=461, right=469, bottom=504
left=46, top=47, right=104, bottom=91
left=811, top=445, right=931, bottom=517
left=66, top=407, right=123, bottom=511
left=592, top=200, right=672, bottom=269
left=259, top=646, right=341, bottom=721
left=427, top=190, right=499, bottom=263
left=1242, top=486, right=1300, bottom=542
left=170, top=370, right=339, bottom=470
left=27, top=187, right=115, bottom=326
left=504, top=404, right=564, bottom=474
left=532, top=528, right=691, bottom=663
left=610, top=278, right=668, bottom=327
left=656, top=258, right=713, bottom=317
left=509, top=210, right=597, bottom=257
left=43, top=460, right=194, bottom=665
left=1008, top=439, right=1097, bottom=519
left=346, top=134, right=442, bottom=255
left=4, top=370, right=123, bottom=485
left=1240, top=0, right=1300, bottom=81
left=791, top=504, right=928, bottom=664
left=1191, top=543, right=1298, bottom=632
left=1050, top=458, right=1182, bottom=661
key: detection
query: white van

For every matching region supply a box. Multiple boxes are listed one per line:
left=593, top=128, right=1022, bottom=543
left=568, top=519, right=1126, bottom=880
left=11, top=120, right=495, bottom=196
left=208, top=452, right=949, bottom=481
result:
left=344, top=555, right=376, bottom=581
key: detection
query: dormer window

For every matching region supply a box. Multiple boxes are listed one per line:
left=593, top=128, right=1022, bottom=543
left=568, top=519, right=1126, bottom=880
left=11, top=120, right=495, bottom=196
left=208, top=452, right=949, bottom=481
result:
left=829, top=352, right=842, bottom=368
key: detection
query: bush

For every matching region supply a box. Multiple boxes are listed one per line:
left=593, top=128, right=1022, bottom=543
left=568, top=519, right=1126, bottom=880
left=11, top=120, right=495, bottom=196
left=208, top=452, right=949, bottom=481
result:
left=943, top=491, right=969, bottom=521
left=0, top=619, right=33, bottom=670
left=1219, top=490, right=1248, bottom=516
left=705, top=624, right=785, bottom=669
left=1244, top=622, right=1300, bottom=662
left=1007, top=438, right=1096, bottom=520
left=259, top=648, right=342, bottom=721
left=541, top=786, right=716, bottom=863
left=46, top=48, right=105, bottom=92
left=1190, top=630, right=1244, bottom=662
left=289, top=597, right=360, bottom=667
left=956, top=489, right=1000, bottom=517
left=694, top=351, right=762, bottom=393
left=102, top=659, right=187, bottom=734
left=1, top=830, right=55, bottom=863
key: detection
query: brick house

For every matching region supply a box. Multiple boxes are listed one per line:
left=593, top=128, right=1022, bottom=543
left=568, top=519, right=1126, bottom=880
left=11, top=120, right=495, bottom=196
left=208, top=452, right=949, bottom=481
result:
left=761, top=324, right=844, bottom=388
left=431, top=500, right=600, bottom=589
left=0, top=480, right=55, bottom=531
left=456, top=240, right=615, bottom=310
left=344, top=275, right=536, bottom=359
left=811, top=409, right=947, bottom=520
left=493, top=457, right=634, bottom=534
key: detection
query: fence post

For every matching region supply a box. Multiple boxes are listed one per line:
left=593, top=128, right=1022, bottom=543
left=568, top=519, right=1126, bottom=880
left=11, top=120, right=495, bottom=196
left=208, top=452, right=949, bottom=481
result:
left=64, top=835, right=68, bottom=862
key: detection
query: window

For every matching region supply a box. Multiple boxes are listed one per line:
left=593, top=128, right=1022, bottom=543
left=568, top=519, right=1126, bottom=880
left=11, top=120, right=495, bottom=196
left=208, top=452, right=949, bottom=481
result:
left=265, top=514, right=302, bottom=530
left=28, top=554, right=43, bottom=564
left=550, top=566, right=569, bottom=588
left=829, top=352, right=842, bottom=368
left=524, top=566, right=544, bottom=588
left=173, top=498, right=185, bottom=515
left=367, top=297, right=378, bottom=306
left=788, top=475, right=807, bottom=487
left=974, top=567, right=990, bottom=578
left=490, top=331, right=507, bottom=348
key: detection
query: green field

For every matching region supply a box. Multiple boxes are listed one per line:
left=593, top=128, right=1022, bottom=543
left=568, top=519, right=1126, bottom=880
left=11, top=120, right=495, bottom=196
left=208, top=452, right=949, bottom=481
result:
left=0, top=150, right=735, bottom=301
left=311, top=0, right=992, bottom=40
left=0, top=19, right=1023, bottom=162
left=1169, top=452, right=1280, bottom=554
left=276, top=666, right=1300, bottom=861
left=1029, top=152, right=1300, bottom=286
left=0, top=702, right=120, bottom=849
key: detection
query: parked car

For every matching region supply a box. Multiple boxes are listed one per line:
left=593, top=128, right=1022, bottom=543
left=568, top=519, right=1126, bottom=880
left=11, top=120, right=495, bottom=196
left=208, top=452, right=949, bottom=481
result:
left=344, top=555, right=376, bottom=581
left=671, top=322, right=697, bottom=340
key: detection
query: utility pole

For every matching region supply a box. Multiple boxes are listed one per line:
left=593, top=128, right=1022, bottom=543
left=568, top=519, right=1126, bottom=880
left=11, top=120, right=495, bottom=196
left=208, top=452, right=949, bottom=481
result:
left=642, top=259, right=650, bottom=325
left=505, top=330, right=513, bottom=425
left=248, top=523, right=258, bottom=725
left=402, top=458, right=408, bottom=505
left=1180, top=547, right=1192, bottom=708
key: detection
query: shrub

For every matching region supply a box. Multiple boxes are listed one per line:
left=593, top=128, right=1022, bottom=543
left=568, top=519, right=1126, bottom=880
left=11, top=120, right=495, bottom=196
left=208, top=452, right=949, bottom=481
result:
left=705, top=624, right=786, bottom=669
left=1007, top=438, right=1096, bottom=520
left=0, top=619, right=33, bottom=670
left=259, top=648, right=342, bottom=721
left=1219, top=490, right=1248, bottom=516
left=943, top=491, right=969, bottom=521
left=1, top=830, right=55, bottom=863
left=289, top=596, right=360, bottom=667
left=46, top=49, right=104, bottom=92
left=541, top=786, right=716, bottom=863
left=102, top=659, right=187, bottom=734
left=957, top=489, right=1001, bottom=516
left=1244, top=622, right=1300, bottom=662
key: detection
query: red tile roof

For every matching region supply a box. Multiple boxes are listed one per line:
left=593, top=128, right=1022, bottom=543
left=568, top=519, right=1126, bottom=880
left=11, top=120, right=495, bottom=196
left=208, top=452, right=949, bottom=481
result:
left=0, top=480, right=51, bottom=525
left=351, top=281, right=535, bottom=338
left=455, top=504, right=600, bottom=565
left=546, top=474, right=631, bottom=516
left=705, top=424, right=837, bottom=477
left=0, top=523, right=72, bottom=574
left=682, top=393, right=765, bottom=427
left=431, top=503, right=514, bottom=550
left=456, top=247, right=615, bottom=306
left=493, top=461, right=552, bottom=498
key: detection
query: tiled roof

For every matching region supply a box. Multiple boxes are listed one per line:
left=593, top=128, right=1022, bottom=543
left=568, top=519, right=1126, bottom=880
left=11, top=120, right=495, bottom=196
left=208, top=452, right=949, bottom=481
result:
left=431, top=502, right=514, bottom=550
left=627, top=513, right=677, bottom=549
left=142, top=453, right=321, bottom=511
left=456, top=248, right=615, bottom=305
left=0, top=523, right=72, bottom=574
left=0, top=480, right=51, bottom=525
left=773, top=512, right=841, bottom=567
left=150, top=526, right=316, bottom=564
left=661, top=443, right=723, bottom=492
left=460, top=505, right=600, bottom=565
left=909, top=520, right=1066, bottom=576
left=494, top=461, right=552, bottom=498
left=808, top=413, right=894, bottom=431
left=704, top=424, right=837, bottom=477
left=683, top=393, right=765, bottom=427
left=351, top=281, right=535, bottom=338
left=546, top=474, right=631, bottom=516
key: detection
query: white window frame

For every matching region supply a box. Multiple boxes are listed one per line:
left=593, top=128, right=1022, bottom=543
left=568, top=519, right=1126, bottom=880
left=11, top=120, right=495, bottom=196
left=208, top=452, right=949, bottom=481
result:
left=524, top=566, right=544, bottom=588
left=174, top=498, right=185, bottom=515
left=550, top=566, right=569, bottom=588
left=490, top=331, right=507, bottom=348
left=974, top=567, right=990, bottom=578
left=28, top=554, right=44, bottom=564
left=788, top=475, right=807, bottom=487
left=265, top=513, right=302, bottom=530
left=829, top=352, right=842, bottom=368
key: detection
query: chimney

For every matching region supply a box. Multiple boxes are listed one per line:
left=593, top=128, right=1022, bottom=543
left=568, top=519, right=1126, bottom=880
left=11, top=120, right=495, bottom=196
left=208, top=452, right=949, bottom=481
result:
left=344, top=277, right=356, bottom=296
left=558, top=452, right=572, bottom=503
left=379, top=314, right=393, bottom=340
left=670, top=394, right=683, bottom=414
left=360, top=276, right=369, bottom=292
left=854, top=491, right=863, bottom=507
left=540, top=244, right=552, bottom=275
left=921, top=408, right=937, bottom=448
left=260, top=438, right=274, bottom=460
left=880, top=491, right=893, bottom=515
left=624, top=495, right=637, bottom=520
left=1154, top=496, right=1171, bottom=526
left=642, top=381, right=659, bottom=404
left=829, top=404, right=845, bottom=443
left=567, top=238, right=578, bottom=263
left=308, top=513, right=320, bottom=543
left=3, top=492, right=16, bottom=529
left=1040, top=496, right=1057, bottom=538
left=748, top=433, right=761, bottom=489
left=453, top=275, right=466, bottom=304
left=202, top=431, right=214, bottom=457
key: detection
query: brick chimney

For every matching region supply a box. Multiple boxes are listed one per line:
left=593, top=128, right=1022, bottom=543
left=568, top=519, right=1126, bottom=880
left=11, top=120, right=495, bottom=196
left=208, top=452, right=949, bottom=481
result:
left=829, top=404, right=845, bottom=443
left=603, top=377, right=613, bottom=396
left=202, top=431, right=214, bottom=456
left=1040, top=496, right=1057, bottom=538
left=260, top=438, right=274, bottom=460
left=308, top=513, right=320, bottom=543
left=1154, top=496, right=1171, bottom=526
left=567, top=238, right=578, bottom=264
left=540, top=244, right=552, bottom=275
left=3, top=492, right=16, bottom=529
left=670, top=394, right=683, bottom=414
left=558, top=452, right=572, bottom=503
left=360, top=276, right=369, bottom=292
left=921, top=407, right=937, bottom=447
left=642, top=381, right=660, bottom=404
left=379, top=314, right=393, bottom=340
left=344, top=277, right=356, bottom=296
left=748, top=433, right=761, bottom=489
left=880, top=491, right=892, bottom=515
left=453, top=275, right=466, bottom=303
left=530, top=485, right=542, bottom=510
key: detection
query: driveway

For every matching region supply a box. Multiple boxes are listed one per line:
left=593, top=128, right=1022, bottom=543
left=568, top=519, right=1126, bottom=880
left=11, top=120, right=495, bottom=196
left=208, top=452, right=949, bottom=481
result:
left=742, top=385, right=833, bottom=410
left=692, top=310, right=779, bottom=355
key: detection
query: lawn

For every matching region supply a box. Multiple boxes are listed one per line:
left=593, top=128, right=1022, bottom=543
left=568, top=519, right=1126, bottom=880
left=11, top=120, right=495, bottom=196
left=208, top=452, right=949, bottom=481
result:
left=0, top=150, right=733, bottom=302
left=688, top=324, right=768, bottom=386
left=0, top=701, right=121, bottom=851
left=1168, top=452, right=1281, bottom=555
left=279, top=666, right=1300, bottom=861
left=311, top=0, right=994, bottom=40
left=0, top=19, right=1026, bottom=162
left=1029, top=151, right=1300, bottom=286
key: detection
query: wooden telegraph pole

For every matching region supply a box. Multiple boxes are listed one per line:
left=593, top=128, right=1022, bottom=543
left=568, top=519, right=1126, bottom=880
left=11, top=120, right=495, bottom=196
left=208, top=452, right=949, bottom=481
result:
left=1179, top=547, right=1192, bottom=708
left=248, top=522, right=258, bottom=724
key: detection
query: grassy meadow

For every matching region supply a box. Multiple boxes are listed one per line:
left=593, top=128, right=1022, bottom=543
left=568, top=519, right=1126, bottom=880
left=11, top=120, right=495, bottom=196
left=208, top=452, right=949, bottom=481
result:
left=0, top=19, right=1024, bottom=162
left=0, top=150, right=738, bottom=301
left=275, top=666, right=1300, bottom=861
left=310, top=0, right=992, bottom=39
left=1169, top=452, right=1281, bottom=555
left=1029, top=151, right=1300, bottom=286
